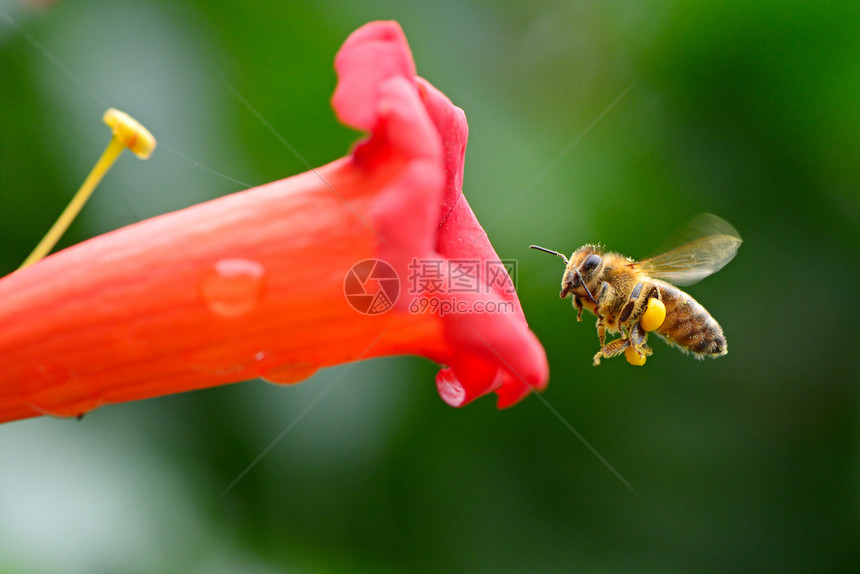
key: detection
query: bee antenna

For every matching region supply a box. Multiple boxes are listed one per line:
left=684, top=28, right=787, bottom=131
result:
left=575, top=270, right=598, bottom=304
left=529, top=245, right=569, bottom=265
left=530, top=245, right=597, bottom=303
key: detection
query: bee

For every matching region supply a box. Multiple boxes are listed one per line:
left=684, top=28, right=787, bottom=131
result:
left=531, top=214, right=742, bottom=366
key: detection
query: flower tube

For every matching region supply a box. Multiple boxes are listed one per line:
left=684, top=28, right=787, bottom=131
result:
left=0, top=21, right=548, bottom=423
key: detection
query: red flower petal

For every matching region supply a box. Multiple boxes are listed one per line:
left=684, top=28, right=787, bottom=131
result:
left=0, top=21, right=548, bottom=423
left=332, top=22, right=417, bottom=133
left=333, top=22, right=548, bottom=407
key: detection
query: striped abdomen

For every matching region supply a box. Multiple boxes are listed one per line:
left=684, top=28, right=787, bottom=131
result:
left=653, top=280, right=727, bottom=357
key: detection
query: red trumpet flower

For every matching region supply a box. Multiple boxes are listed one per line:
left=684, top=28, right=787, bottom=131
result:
left=0, top=21, right=548, bottom=424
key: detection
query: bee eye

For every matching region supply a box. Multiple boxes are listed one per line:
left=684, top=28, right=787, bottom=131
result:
left=580, top=254, right=602, bottom=274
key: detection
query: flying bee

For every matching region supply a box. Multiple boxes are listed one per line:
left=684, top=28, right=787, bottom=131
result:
left=531, top=214, right=742, bottom=366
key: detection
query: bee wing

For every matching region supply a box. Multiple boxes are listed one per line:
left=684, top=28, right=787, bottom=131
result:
left=639, top=215, right=742, bottom=286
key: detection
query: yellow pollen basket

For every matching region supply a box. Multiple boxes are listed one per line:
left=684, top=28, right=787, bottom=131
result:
left=624, top=298, right=666, bottom=365
left=625, top=347, right=647, bottom=366
left=640, top=298, right=666, bottom=332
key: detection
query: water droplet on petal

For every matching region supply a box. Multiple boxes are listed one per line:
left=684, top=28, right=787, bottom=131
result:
left=436, top=368, right=466, bottom=407
left=201, top=258, right=266, bottom=318
left=23, top=363, right=104, bottom=418
left=261, top=362, right=319, bottom=385
left=184, top=345, right=255, bottom=376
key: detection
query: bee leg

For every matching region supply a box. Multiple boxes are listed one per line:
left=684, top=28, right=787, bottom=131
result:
left=592, top=282, right=611, bottom=317
left=592, top=317, right=609, bottom=366
left=573, top=295, right=584, bottom=321
left=594, top=324, right=653, bottom=366
left=593, top=322, right=628, bottom=366
left=619, top=300, right=635, bottom=325
left=596, top=317, right=607, bottom=348
left=619, top=284, right=662, bottom=343
left=620, top=281, right=654, bottom=325
left=629, top=323, right=653, bottom=357
left=619, top=281, right=645, bottom=325
left=593, top=336, right=631, bottom=366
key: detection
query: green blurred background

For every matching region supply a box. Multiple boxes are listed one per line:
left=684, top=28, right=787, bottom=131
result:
left=1, top=0, right=858, bottom=572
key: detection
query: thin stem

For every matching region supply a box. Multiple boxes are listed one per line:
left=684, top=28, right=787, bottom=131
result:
left=19, top=137, right=127, bottom=269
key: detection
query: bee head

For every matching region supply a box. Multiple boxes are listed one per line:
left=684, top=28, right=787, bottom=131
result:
left=529, top=243, right=602, bottom=303
left=561, top=245, right=603, bottom=302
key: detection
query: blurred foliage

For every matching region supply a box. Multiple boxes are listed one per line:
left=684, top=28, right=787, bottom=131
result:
left=1, top=0, right=859, bottom=572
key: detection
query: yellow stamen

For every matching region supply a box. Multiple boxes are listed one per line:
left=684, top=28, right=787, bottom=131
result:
left=18, top=108, right=155, bottom=270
